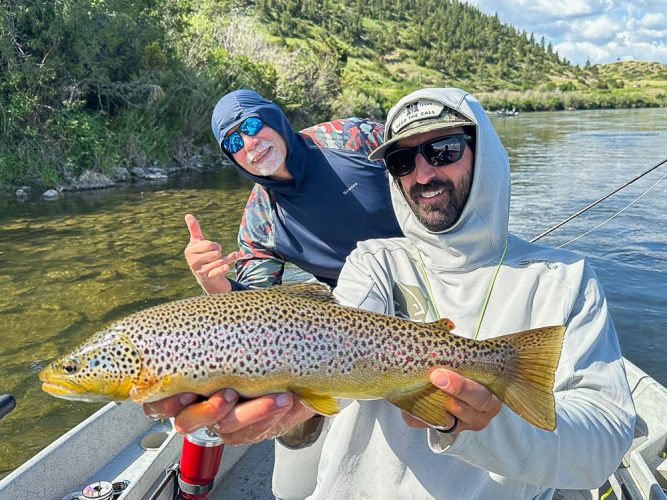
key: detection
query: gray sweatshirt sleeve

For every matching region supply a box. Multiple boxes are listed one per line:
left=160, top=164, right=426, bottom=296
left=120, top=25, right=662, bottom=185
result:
left=438, top=266, right=635, bottom=489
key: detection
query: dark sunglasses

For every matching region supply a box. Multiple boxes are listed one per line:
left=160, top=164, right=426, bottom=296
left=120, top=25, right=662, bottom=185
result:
left=384, top=133, right=473, bottom=177
left=222, top=117, right=265, bottom=154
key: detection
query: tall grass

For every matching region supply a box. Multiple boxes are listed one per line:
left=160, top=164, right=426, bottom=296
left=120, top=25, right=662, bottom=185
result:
left=478, top=89, right=667, bottom=112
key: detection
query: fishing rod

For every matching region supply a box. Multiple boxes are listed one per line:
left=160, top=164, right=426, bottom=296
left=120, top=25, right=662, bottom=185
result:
left=0, top=394, right=16, bottom=420
left=530, top=157, right=667, bottom=243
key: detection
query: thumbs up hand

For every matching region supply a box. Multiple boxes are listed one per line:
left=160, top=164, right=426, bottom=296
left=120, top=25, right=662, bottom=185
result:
left=184, top=213, right=239, bottom=294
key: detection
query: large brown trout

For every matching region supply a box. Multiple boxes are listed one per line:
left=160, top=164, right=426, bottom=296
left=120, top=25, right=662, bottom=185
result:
left=40, top=283, right=566, bottom=431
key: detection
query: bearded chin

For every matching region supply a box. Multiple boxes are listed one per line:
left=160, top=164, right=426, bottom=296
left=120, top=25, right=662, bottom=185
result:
left=255, top=161, right=280, bottom=176
left=413, top=199, right=460, bottom=232
left=405, top=177, right=470, bottom=232
left=248, top=140, right=284, bottom=177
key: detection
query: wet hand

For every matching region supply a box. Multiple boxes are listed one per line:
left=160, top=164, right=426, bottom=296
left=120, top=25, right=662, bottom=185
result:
left=143, top=392, right=203, bottom=421
left=205, top=393, right=316, bottom=445
left=143, top=390, right=315, bottom=445
left=184, top=214, right=238, bottom=294
left=401, top=369, right=501, bottom=434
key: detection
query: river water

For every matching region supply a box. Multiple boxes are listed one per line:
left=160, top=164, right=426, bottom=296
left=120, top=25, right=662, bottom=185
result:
left=0, top=107, right=666, bottom=477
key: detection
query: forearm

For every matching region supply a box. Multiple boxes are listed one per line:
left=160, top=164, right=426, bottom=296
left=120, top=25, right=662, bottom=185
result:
left=236, top=184, right=285, bottom=289
left=277, top=396, right=356, bottom=449
left=235, top=257, right=284, bottom=288
left=195, top=275, right=232, bottom=294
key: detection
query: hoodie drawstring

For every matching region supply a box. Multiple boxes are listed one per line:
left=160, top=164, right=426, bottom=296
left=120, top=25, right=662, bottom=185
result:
left=415, top=239, right=507, bottom=340
left=471, top=239, right=507, bottom=340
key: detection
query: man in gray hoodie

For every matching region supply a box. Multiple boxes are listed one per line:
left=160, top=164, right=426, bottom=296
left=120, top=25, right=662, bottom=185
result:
left=306, top=88, right=634, bottom=498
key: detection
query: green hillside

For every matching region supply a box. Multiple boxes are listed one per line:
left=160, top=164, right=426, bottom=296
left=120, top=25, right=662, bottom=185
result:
left=255, top=0, right=569, bottom=93
left=249, top=0, right=667, bottom=112
left=1, top=0, right=665, bottom=187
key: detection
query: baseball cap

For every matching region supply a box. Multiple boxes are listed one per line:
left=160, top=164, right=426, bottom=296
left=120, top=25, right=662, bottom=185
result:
left=369, top=88, right=476, bottom=161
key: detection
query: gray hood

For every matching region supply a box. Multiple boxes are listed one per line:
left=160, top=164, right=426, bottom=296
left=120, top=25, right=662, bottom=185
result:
left=389, top=88, right=510, bottom=272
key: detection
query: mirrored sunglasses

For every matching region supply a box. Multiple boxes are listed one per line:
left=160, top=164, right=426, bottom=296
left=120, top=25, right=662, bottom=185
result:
left=222, top=117, right=265, bottom=154
left=384, top=133, right=473, bottom=177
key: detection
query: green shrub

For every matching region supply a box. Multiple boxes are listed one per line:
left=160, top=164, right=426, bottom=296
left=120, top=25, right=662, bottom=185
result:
left=330, top=88, right=383, bottom=119
left=45, top=105, right=118, bottom=176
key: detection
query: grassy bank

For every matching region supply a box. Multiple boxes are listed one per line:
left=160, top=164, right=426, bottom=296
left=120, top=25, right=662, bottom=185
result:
left=478, top=88, right=667, bottom=112
left=3, top=88, right=664, bottom=192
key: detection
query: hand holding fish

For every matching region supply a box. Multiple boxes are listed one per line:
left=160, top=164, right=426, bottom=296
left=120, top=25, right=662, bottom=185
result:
left=206, top=392, right=316, bottom=445
left=401, top=368, right=501, bottom=433
left=184, top=213, right=238, bottom=294
left=143, top=390, right=315, bottom=445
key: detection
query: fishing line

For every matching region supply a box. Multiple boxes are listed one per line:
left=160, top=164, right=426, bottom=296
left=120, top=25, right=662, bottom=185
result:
left=556, top=168, right=667, bottom=248
left=530, top=157, right=667, bottom=243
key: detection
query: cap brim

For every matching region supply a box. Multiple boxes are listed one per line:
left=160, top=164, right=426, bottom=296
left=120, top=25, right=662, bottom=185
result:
left=368, top=121, right=475, bottom=161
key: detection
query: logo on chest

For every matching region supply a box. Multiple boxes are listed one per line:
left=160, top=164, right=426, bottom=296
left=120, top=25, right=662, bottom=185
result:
left=342, top=182, right=358, bottom=195
left=392, top=281, right=429, bottom=321
left=519, top=259, right=559, bottom=270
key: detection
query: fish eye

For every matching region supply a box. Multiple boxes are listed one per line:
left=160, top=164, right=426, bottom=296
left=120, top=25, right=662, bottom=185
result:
left=62, top=358, right=79, bottom=374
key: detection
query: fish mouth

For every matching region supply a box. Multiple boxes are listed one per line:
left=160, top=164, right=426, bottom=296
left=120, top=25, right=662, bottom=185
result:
left=41, top=380, right=114, bottom=402
left=41, top=379, right=90, bottom=400
left=40, top=367, right=86, bottom=394
left=40, top=369, right=104, bottom=401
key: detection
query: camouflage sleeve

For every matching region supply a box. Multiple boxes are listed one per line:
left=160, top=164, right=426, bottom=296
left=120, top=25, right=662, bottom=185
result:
left=235, top=184, right=285, bottom=288
left=299, top=118, right=384, bottom=157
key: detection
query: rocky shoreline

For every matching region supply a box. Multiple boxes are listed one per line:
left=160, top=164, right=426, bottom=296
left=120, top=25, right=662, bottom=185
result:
left=8, top=153, right=229, bottom=201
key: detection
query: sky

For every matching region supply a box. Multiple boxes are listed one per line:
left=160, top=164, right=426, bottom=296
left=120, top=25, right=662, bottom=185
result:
left=463, top=0, right=667, bottom=66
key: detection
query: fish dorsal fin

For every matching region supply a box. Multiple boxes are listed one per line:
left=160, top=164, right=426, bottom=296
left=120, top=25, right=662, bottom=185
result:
left=296, top=389, right=341, bottom=416
left=429, top=317, right=455, bottom=333
left=272, top=283, right=337, bottom=304
left=386, top=383, right=451, bottom=430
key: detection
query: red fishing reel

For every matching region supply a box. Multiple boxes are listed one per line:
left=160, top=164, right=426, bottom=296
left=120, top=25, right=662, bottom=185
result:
left=178, top=428, right=225, bottom=499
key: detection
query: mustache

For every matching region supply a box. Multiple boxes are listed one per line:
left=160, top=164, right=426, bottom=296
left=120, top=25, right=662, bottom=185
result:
left=408, top=179, right=453, bottom=200
left=246, top=139, right=272, bottom=162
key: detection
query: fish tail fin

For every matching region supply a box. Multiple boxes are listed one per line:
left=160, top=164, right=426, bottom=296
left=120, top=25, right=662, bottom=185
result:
left=483, top=325, right=566, bottom=431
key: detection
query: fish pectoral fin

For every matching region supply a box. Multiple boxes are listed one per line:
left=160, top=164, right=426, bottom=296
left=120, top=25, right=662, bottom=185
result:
left=128, top=367, right=169, bottom=403
left=296, top=390, right=340, bottom=416
left=386, top=384, right=451, bottom=430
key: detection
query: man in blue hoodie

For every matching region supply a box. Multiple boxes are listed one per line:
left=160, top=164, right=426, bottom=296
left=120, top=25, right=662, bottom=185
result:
left=183, top=88, right=402, bottom=295
left=145, top=89, right=403, bottom=498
